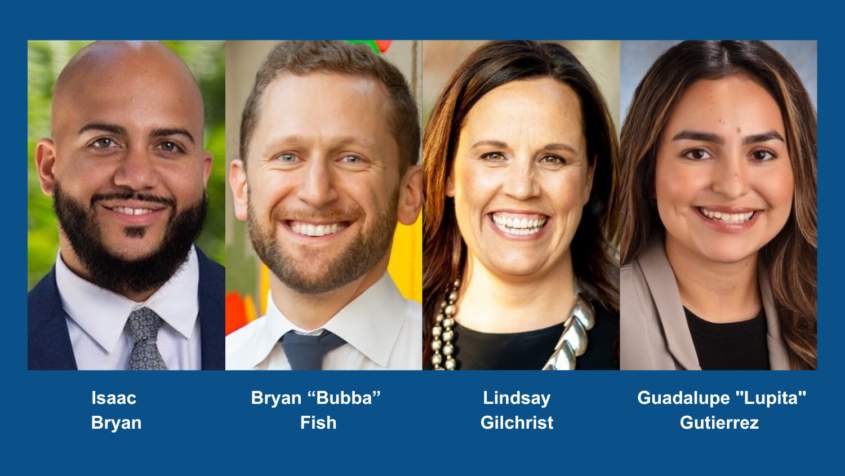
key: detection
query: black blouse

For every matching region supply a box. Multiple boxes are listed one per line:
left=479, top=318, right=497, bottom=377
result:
left=685, top=307, right=770, bottom=370
left=442, top=303, right=619, bottom=370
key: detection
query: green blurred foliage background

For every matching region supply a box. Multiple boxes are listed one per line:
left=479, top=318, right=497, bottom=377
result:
left=27, top=41, right=226, bottom=290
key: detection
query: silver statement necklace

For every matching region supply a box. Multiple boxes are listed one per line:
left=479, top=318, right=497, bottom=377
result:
left=430, top=278, right=596, bottom=370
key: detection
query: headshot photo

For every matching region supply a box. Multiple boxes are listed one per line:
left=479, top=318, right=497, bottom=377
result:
left=225, top=40, right=423, bottom=370
left=619, top=41, right=817, bottom=370
left=27, top=41, right=226, bottom=370
left=422, top=40, right=621, bottom=370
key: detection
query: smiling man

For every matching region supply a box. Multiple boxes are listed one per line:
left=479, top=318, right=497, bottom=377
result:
left=28, top=41, right=224, bottom=370
left=226, top=41, right=422, bottom=370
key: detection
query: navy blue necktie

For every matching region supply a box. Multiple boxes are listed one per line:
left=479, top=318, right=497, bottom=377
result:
left=280, top=330, right=347, bottom=370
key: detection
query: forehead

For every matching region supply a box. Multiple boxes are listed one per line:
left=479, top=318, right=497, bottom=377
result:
left=53, top=47, right=204, bottom=136
left=665, top=76, right=784, bottom=133
left=252, top=72, right=393, bottom=149
left=460, top=78, right=585, bottom=150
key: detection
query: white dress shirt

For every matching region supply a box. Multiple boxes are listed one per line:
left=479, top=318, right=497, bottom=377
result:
left=56, top=247, right=202, bottom=370
left=226, top=273, right=422, bottom=370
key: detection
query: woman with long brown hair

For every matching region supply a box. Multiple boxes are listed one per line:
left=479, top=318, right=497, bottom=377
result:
left=423, top=41, right=620, bottom=370
left=620, top=41, right=817, bottom=370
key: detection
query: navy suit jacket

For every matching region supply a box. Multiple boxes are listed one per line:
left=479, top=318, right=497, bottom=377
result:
left=28, top=248, right=225, bottom=370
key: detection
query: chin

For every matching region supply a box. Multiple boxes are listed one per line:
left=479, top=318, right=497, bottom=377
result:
left=694, top=243, right=760, bottom=265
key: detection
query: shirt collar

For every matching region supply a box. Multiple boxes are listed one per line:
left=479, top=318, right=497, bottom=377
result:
left=255, top=272, right=407, bottom=368
left=55, top=246, right=200, bottom=353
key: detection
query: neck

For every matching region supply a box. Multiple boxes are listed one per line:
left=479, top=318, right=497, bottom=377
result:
left=269, top=254, right=389, bottom=331
left=59, top=241, right=156, bottom=302
left=664, top=237, right=760, bottom=323
left=454, top=252, right=577, bottom=333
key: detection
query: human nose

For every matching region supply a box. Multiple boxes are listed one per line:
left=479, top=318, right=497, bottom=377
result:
left=711, top=154, right=750, bottom=199
left=296, top=159, right=339, bottom=207
left=502, top=158, right=540, bottom=200
left=113, top=145, right=159, bottom=191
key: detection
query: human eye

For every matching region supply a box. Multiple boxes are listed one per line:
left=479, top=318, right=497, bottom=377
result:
left=682, top=148, right=712, bottom=160
left=157, top=140, right=185, bottom=154
left=276, top=153, right=299, bottom=163
left=480, top=152, right=507, bottom=161
left=90, top=137, right=118, bottom=149
left=540, top=154, right=566, bottom=166
left=750, top=149, right=777, bottom=161
left=339, top=154, right=363, bottom=164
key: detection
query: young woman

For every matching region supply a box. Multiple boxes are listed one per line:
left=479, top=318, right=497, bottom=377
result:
left=620, top=41, right=817, bottom=370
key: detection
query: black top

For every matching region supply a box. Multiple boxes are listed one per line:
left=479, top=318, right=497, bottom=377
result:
left=685, top=307, right=770, bottom=370
left=447, top=302, right=619, bottom=370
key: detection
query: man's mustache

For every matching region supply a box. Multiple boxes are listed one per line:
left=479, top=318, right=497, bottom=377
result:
left=90, top=192, right=175, bottom=208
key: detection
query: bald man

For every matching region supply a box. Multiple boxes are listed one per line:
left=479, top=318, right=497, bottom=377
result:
left=28, top=41, right=224, bottom=370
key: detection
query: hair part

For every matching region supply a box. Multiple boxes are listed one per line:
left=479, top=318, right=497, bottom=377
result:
left=239, top=40, right=419, bottom=173
left=422, top=40, right=620, bottom=366
left=619, top=40, right=817, bottom=369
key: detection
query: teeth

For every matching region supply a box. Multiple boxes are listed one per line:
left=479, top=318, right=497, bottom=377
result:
left=700, top=208, right=755, bottom=224
left=113, top=207, right=154, bottom=216
left=290, top=223, right=347, bottom=237
left=491, top=214, right=546, bottom=235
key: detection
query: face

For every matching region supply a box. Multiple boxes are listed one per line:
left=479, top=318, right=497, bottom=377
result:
left=235, top=73, right=404, bottom=294
left=447, top=78, right=594, bottom=279
left=35, top=43, right=212, bottom=294
left=655, top=76, right=794, bottom=265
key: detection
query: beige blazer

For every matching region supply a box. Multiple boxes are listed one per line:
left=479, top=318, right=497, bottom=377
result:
left=621, top=236, right=790, bottom=370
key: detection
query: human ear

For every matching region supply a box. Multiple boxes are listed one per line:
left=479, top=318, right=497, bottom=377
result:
left=202, top=151, right=213, bottom=186
left=397, top=165, right=423, bottom=226
left=445, top=172, right=455, bottom=197
left=229, top=159, right=249, bottom=221
left=35, top=138, right=57, bottom=196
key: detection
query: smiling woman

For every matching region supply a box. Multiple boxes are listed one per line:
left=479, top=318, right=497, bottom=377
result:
left=422, top=41, right=620, bottom=370
left=619, top=41, right=817, bottom=370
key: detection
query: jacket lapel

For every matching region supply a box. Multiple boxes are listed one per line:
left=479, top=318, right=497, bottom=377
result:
left=759, top=267, right=790, bottom=370
left=28, top=268, right=78, bottom=370
left=196, top=249, right=225, bottom=370
left=639, top=238, right=701, bottom=370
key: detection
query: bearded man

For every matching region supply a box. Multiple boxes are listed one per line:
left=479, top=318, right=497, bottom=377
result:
left=28, top=41, right=224, bottom=370
left=226, top=41, right=422, bottom=370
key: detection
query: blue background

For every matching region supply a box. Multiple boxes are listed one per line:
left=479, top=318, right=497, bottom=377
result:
left=10, top=1, right=839, bottom=474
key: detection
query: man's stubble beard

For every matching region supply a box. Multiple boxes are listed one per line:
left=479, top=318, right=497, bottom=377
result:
left=247, top=188, right=399, bottom=295
left=53, top=182, right=207, bottom=295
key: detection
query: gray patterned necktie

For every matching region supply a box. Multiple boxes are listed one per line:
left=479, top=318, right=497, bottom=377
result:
left=127, top=307, right=169, bottom=370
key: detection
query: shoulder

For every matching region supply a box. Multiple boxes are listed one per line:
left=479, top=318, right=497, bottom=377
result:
left=225, top=316, right=267, bottom=369
left=578, top=301, right=619, bottom=370
left=387, top=298, right=422, bottom=370
left=196, top=248, right=224, bottom=288
left=621, top=257, right=651, bottom=319
left=28, top=268, right=61, bottom=327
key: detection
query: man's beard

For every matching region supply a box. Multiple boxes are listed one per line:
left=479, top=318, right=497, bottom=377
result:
left=247, top=189, right=399, bottom=295
left=53, top=183, right=207, bottom=295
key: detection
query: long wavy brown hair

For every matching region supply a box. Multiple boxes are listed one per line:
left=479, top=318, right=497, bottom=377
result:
left=619, top=41, right=817, bottom=370
left=423, top=41, right=620, bottom=367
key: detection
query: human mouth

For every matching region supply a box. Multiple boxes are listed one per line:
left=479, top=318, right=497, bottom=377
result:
left=110, top=206, right=157, bottom=216
left=288, top=221, right=349, bottom=237
left=697, top=207, right=757, bottom=224
left=490, top=212, right=548, bottom=236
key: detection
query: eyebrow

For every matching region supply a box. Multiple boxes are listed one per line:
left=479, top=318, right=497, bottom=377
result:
left=672, top=129, right=785, bottom=146
left=78, top=123, right=126, bottom=137
left=671, top=130, right=725, bottom=145
left=742, top=131, right=785, bottom=145
left=261, top=134, right=375, bottom=156
left=152, top=128, right=195, bottom=145
left=470, top=140, right=578, bottom=155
